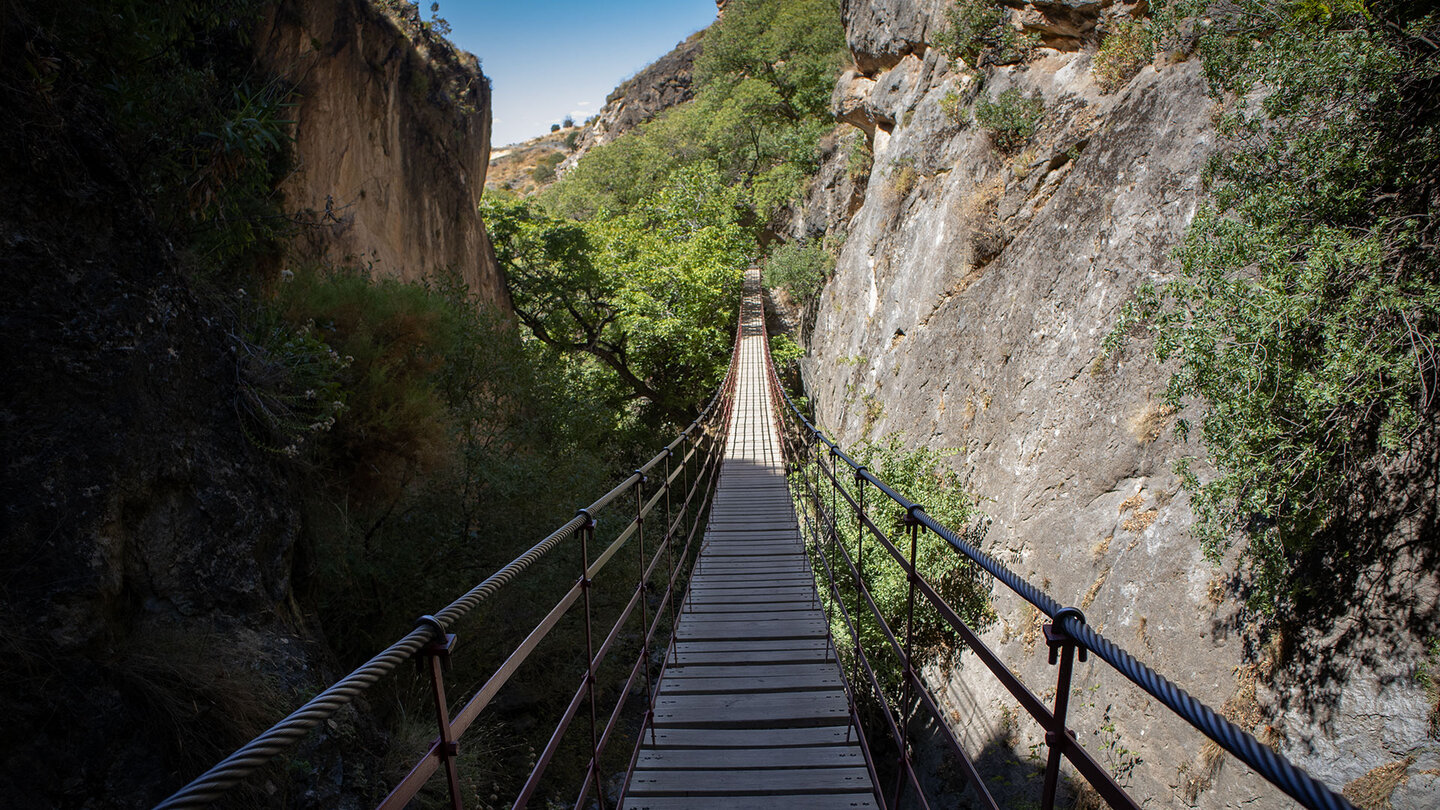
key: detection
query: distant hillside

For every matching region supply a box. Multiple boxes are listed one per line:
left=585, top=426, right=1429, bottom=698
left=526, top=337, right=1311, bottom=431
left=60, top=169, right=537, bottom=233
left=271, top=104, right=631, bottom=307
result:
left=486, top=127, right=580, bottom=196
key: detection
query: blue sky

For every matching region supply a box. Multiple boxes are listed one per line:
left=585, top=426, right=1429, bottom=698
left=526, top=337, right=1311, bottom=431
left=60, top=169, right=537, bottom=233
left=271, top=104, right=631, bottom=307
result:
left=435, top=1, right=720, bottom=146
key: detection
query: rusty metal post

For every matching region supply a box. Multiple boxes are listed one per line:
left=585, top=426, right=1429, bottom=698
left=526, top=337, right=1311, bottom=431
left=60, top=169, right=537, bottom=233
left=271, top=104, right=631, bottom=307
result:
left=415, top=617, right=463, bottom=810
left=633, top=470, right=658, bottom=748
left=892, top=507, right=923, bottom=808
left=576, top=510, right=607, bottom=810
left=849, top=468, right=868, bottom=743
left=828, top=446, right=840, bottom=611
left=1041, top=607, right=1088, bottom=810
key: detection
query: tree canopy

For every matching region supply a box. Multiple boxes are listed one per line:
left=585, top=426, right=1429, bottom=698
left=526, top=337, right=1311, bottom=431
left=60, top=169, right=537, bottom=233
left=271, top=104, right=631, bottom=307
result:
left=482, top=165, right=751, bottom=422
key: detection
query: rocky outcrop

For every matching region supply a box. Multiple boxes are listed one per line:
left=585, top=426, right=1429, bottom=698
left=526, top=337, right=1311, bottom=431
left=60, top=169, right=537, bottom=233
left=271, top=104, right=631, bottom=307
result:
left=258, top=0, right=504, bottom=303
left=0, top=2, right=500, bottom=805
left=794, top=2, right=1440, bottom=807
left=841, top=0, right=946, bottom=74
left=561, top=30, right=707, bottom=172
left=0, top=15, right=319, bottom=808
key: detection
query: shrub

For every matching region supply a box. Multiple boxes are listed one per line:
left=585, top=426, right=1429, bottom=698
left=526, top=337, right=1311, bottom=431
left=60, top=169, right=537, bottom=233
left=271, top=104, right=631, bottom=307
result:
left=974, top=88, right=1044, bottom=152
left=932, top=0, right=1037, bottom=68
left=563, top=130, right=579, bottom=151
left=273, top=267, right=459, bottom=499
left=562, top=115, right=575, bottom=128
left=940, top=90, right=969, bottom=125
left=235, top=314, right=348, bottom=458
left=1108, top=2, right=1440, bottom=610
left=1093, top=16, right=1157, bottom=93
left=550, top=123, right=560, bottom=132
left=765, top=241, right=833, bottom=304
left=845, top=135, right=873, bottom=181
left=888, top=157, right=919, bottom=198
left=797, top=435, right=993, bottom=695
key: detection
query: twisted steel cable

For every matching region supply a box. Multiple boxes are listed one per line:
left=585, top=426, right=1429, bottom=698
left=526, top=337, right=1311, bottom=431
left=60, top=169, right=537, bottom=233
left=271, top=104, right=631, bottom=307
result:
left=771, top=385, right=1357, bottom=810
left=153, top=515, right=586, bottom=810
left=155, top=373, right=735, bottom=809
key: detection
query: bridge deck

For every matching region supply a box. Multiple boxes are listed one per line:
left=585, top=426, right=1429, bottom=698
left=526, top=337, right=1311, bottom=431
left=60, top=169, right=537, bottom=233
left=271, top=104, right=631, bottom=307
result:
left=624, top=271, right=877, bottom=809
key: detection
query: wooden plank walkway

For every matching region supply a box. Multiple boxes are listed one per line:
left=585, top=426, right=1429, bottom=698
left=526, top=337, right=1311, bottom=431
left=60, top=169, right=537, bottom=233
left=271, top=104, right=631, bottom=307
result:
left=624, top=270, right=878, bottom=809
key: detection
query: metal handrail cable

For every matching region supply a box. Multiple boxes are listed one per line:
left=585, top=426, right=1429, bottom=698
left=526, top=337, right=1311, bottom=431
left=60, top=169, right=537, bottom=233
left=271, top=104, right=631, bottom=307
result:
left=768, top=379, right=1358, bottom=810
left=154, top=351, right=738, bottom=810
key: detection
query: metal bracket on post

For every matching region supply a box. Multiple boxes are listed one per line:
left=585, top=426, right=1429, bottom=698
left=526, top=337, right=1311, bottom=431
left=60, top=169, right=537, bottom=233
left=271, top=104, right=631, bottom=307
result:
left=1040, top=606, right=1088, bottom=810
left=413, top=614, right=463, bottom=808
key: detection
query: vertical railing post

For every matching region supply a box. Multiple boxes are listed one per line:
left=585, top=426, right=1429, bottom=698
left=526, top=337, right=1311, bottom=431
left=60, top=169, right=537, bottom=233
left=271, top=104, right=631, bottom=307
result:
left=633, top=470, right=654, bottom=751
left=828, top=446, right=841, bottom=611
left=575, top=509, right=606, bottom=810
left=1041, top=607, right=1088, bottom=810
left=664, top=445, right=681, bottom=676
left=415, top=616, right=463, bottom=810
left=892, top=506, right=923, bottom=808
left=850, top=469, right=868, bottom=734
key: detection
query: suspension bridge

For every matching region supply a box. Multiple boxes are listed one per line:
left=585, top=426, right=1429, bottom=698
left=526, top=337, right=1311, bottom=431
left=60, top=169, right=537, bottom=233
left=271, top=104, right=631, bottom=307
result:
left=155, top=270, right=1357, bottom=810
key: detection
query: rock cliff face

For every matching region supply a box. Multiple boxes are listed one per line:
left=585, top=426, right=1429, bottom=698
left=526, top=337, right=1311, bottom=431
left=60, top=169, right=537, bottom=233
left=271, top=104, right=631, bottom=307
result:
left=259, top=0, right=504, bottom=304
left=0, top=2, right=501, bottom=806
left=793, top=1, right=1439, bottom=807
left=561, top=30, right=706, bottom=172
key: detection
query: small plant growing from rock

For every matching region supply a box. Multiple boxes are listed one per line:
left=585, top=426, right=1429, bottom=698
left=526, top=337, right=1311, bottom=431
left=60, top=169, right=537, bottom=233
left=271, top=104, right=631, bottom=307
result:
left=1420, top=637, right=1440, bottom=739
left=888, top=156, right=919, bottom=198
left=975, top=88, right=1045, bottom=152
left=845, top=134, right=872, bottom=182
left=932, top=0, right=1037, bottom=68
left=940, top=90, right=969, bottom=125
left=1093, top=16, right=1157, bottom=93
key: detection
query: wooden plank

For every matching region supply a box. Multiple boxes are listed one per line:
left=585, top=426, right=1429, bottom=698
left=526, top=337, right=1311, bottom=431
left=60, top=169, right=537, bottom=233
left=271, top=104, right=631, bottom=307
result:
left=624, top=796, right=876, bottom=810
left=672, top=637, right=832, bottom=653
left=681, top=610, right=821, bottom=621
left=657, top=672, right=844, bottom=694
left=669, top=647, right=836, bottom=666
left=650, top=693, right=849, bottom=727
left=626, top=767, right=873, bottom=795
left=683, top=587, right=817, bottom=600
left=635, top=746, right=865, bottom=771
left=674, top=621, right=828, bottom=641
left=639, top=726, right=860, bottom=750
left=660, top=663, right=842, bottom=680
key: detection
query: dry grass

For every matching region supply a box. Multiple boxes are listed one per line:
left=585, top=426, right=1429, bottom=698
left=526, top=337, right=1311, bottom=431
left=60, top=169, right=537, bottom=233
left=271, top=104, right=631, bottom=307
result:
left=1081, top=565, right=1111, bottom=609
left=1179, top=743, right=1225, bottom=802
left=1118, top=493, right=1144, bottom=514
left=1129, top=399, right=1176, bottom=443
left=1122, top=509, right=1158, bottom=533
left=106, top=625, right=290, bottom=777
left=1207, top=575, right=1227, bottom=607
left=1021, top=604, right=1045, bottom=654
left=1091, top=534, right=1112, bottom=559
left=1343, top=757, right=1415, bottom=810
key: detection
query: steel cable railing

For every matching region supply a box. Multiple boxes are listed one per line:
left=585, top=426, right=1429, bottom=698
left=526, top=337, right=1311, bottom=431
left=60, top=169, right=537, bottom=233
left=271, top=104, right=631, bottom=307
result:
left=756, top=295, right=1357, bottom=810
left=154, top=312, right=745, bottom=810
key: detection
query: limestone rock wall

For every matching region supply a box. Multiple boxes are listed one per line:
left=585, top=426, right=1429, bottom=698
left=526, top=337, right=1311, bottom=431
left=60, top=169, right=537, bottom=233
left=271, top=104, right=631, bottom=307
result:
left=259, top=0, right=504, bottom=303
left=794, top=1, right=1439, bottom=807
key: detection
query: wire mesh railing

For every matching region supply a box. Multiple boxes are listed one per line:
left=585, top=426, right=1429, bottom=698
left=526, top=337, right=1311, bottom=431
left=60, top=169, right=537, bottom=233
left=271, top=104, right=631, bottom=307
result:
left=756, top=297, right=1357, bottom=810
left=154, top=317, right=745, bottom=810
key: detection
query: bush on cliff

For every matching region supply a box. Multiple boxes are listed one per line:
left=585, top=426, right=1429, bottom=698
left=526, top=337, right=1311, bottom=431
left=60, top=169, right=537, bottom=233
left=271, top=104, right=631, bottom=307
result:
left=1110, top=1, right=1440, bottom=610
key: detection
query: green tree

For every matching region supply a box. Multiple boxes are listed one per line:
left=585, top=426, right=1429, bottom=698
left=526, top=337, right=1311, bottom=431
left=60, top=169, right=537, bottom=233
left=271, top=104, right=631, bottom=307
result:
left=483, top=164, right=751, bottom=421
left=542, top=0, right=845, bottom=225
left=694, top=0, right=847, bottom=120
left=764, top=240, right=832, bottom=304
